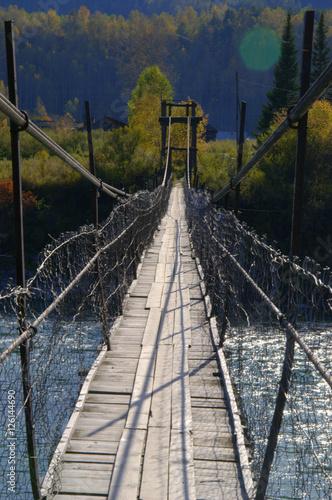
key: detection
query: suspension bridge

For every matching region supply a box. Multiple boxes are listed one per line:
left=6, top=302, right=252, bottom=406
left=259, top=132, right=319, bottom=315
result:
left=1, top=14, right=332, bottom=500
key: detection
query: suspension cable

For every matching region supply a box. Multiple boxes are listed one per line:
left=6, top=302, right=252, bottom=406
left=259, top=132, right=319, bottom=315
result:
left=212, top=62, right=332, bottom=203
left=0, top=91, right=128, bottom=199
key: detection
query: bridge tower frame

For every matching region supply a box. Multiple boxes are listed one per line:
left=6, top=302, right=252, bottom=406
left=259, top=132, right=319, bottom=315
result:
left=159, top=99, right=202, bottom=184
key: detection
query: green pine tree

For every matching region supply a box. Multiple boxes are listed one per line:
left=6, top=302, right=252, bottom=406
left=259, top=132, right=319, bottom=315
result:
left=256, top=13, right=299, bottom=136
left=311, top=12, right=331, bottom=99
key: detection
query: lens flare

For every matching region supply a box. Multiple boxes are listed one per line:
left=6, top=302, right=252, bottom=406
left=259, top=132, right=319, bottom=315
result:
left=240, top=27, right=280, bottom=71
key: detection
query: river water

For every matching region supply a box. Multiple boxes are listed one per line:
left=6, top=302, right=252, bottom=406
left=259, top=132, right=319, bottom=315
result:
left=224, top=321, right=332, bottom=500
left=0, top=316, right=103, bottom=499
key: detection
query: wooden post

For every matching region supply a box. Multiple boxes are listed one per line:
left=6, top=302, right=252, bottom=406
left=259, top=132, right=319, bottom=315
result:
left=191, top=101, right=198, bottom=184
left=255, top=12, right=315, bottom=500
left=236, top=71, right=239, bottom=145
left=85, top=100, right=98, bottom=227
left=161, top=100, right=167, bottom=167
left=290, top=10, right=315, bottom=258
left=5, top=20, right=41, bottom=500
left=234, top=101, right=246, bottom=218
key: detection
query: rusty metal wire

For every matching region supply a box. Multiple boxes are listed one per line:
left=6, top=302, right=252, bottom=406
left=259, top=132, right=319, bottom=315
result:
left=185, top=185, right=332, bottom=500
left=0, top=180, right=171, bottom=499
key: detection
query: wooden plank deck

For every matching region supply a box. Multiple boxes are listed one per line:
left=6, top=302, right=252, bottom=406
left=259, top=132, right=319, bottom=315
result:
left=43, top=183, right=253, bottom=500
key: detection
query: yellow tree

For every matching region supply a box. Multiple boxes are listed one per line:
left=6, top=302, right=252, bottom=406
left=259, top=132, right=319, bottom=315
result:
left=128, top=65, right=173, bottom=153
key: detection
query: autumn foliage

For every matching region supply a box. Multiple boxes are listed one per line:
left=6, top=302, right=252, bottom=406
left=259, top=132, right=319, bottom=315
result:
left=0, top=180, right=37, bottom=211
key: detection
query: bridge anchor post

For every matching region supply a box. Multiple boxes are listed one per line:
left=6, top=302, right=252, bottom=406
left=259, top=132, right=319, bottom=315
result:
left=5, top=20, right=41, bottom=500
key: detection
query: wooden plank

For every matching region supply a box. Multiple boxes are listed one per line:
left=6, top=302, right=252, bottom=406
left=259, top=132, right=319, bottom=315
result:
left=92, top=373, right=136, bottom=385
left=85, top=394, right=131, bottom=406
left=98, top=362, right=138, bottom=371
left=130, top=283, right=152, bottom=297
left=125, top=375, right=154, bottom=430
left=88, top=382, right=133, bottom=395
left=193, top=434, right=234, bottom=448
left=140, top=427, right=170, bottom=500
left=194, top=459, right=241, bottom=472
left=191, top=407, right=231, bottom=424
left=104, top=350, right=141, bottom=359
left=124, top=297, right=147, bottom=309
left=149, top=377, right=172, bottom=428
left=61, top=461, right=114, bottom=472
left=82, top=403, right=129, bottom=415
left=194, top=446, right=237, bottom=461
left=173, top=305, right=191, bottom=346
left=153, top=344, right=173, bottom=380
left=142, top=307, right=161, bottom=346
left=190, top=397, right=228, bottom=409
left=149, top=345, right=173, bottom=427
left=161, top=278, right=177, bottom=310
left=192, top=429, right=235, bottom=441
left=155, top=262, right=165, bottom=282
left=159, top=309, right=175, bottom=344
left=107, top=428, right=145, bottom=500
left=125, top=346, right=155, bottom=430
left=169, top=429, right=196, bottom=500
left=67, top=439, right=118, bottom=455
left=146, top=282, right=164, bottom=308
left=171, top=343, right=193, bottom=434
left=53, top=496, right=107, bottom=500
left=195, top=484, right=244, bottom=500
left=123, top=310, right=149, bottom=318
left=64, top=453, right=116, bottom=464
left=72, top=427, right=124, bottom=442
left=188, top=359, right=219, bottom=373
left=118, top=316, right=148, bottom=328
left=164, top=263, right=174, bottom=281
left=192, top=421, right=232, bottom=433
left=57, top=469, right=110, bottom=495
left=110, top=336, right=143, bottom=344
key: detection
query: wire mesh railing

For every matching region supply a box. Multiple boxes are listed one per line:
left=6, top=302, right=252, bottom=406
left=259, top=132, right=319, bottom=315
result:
left=0, top=179, right=172, bottom=499
left=184, top=185, right=332, bottom=500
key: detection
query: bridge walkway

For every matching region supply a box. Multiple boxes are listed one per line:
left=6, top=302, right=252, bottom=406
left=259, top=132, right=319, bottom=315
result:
left=50, top=183, right=249, bottom=500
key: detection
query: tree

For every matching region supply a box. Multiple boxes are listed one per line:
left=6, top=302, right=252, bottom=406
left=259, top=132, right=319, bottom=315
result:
left=64, top=98, right=80, bottom=120
left=128, top=65, right=173, bottom=151
left=256, top=12, right=299, bottom=135
left=249, top=101, right=332, bottom=260
left=33, top=96, right=50, bottom=120
left=311, top=12, right=331, bottom=99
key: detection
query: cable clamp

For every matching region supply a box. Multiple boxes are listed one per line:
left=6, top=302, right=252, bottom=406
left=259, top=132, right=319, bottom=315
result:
left=28, top=324, right=38, bottom=337
left=230, top=178, right=236, bottom=191
left=278, top=313, right=287, bottom=327
left=98, top=178, right=103, bottom=191
left=18, top=110, right=29, bottom=132
left=287, top=106, right=299, bottom=130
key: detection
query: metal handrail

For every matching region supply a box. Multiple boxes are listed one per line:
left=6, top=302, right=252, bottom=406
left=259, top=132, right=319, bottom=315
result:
left=212, top=62, right=332, bottom=203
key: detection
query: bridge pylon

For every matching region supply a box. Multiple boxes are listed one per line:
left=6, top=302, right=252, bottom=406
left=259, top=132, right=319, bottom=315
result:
left=159, top=99, right=202, bottom=185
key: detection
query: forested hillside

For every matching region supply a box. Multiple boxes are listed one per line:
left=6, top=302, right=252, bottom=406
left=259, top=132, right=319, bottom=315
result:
left=0, top=1, right=329, bottom=17
left=0, top=5, right=331, bottom=133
